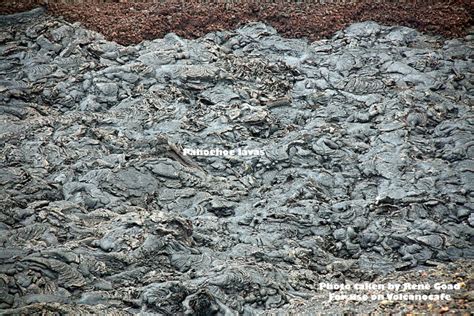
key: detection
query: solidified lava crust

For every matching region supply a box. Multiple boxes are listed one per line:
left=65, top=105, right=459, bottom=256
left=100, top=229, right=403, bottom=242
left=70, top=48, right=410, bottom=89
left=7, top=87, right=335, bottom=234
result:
left=0, top=3, right=473, bottom=316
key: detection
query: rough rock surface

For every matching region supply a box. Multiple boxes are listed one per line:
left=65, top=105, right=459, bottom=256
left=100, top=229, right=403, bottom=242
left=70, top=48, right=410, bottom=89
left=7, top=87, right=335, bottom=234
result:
left=0, top=0, right=473, bottom=45
left=0, top=9, right=473, bottom=315
left=268, top=259, right=474, bottom=315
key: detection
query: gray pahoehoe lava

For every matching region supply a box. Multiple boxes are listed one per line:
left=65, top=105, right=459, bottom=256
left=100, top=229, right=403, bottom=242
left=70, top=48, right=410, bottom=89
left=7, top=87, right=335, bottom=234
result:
left=0, top=9, right=473, bottom=315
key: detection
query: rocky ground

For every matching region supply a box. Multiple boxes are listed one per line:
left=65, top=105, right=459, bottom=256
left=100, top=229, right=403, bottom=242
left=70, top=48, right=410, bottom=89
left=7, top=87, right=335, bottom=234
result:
left=0, top=1, right=473, bottom=45
left=0, top=6, right=473, bottom=316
